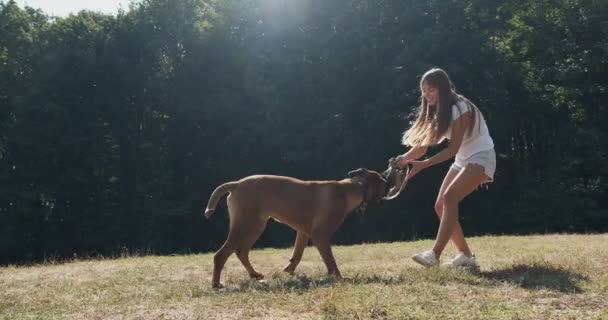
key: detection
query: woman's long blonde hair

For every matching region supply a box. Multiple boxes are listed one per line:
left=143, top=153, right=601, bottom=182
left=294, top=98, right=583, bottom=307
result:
left=402, top=68, right=480, bottom=147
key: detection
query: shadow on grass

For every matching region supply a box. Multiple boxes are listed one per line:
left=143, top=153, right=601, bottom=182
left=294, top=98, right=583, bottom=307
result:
left=478, top=263, right=589, bottom=293
left=203, top=272, right=414, bottom=294
left=202, top=263, right=589, bottom=295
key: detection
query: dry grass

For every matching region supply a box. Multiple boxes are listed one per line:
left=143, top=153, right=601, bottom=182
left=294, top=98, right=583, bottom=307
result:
left=1, top=234, right=608, bottom=319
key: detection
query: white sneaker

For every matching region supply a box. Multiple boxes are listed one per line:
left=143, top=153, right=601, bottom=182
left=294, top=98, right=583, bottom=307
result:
left=443, top=253, right=479, bottom=268
left=412, top=250, right=439, bottom=267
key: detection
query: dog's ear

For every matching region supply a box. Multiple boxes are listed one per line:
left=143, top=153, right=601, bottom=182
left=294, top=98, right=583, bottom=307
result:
left=348, top=168, right=366, bottom=177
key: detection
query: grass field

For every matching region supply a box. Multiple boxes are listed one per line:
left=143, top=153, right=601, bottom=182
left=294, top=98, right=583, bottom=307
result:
left=1, top=234, right=607, bottom=319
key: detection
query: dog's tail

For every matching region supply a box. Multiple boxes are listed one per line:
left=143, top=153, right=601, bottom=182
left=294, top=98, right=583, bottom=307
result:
left=204, top=182, right=238, bottom=219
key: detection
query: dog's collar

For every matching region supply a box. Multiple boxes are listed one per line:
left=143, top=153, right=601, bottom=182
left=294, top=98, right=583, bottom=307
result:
left=354, top=201, right=367, bottom=215
left=353, top=179, right=369, bottom=214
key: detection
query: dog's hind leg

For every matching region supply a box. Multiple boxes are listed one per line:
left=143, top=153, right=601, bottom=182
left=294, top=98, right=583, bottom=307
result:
left=235, top=218, right=267, bottom=281
left=212, top=235, right=237, bottom=289
left=283, top=231, right=309, bottom=274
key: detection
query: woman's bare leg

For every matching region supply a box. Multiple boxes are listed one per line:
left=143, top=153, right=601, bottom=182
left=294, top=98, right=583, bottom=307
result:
left=432, top=164, right=488, bottom=258
left=435, top=167, right=472, bottom=257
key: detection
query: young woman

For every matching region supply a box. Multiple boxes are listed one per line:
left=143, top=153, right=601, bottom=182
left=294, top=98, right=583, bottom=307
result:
left=397, top=68, right=495, bottom=268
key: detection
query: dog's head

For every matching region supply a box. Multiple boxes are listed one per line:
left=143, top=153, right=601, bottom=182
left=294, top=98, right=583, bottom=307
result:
left=347, top=168, right=388, bottom=204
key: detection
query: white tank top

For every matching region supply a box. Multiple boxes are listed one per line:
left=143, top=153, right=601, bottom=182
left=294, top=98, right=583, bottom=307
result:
left=442, top=100, right=494, bottom=159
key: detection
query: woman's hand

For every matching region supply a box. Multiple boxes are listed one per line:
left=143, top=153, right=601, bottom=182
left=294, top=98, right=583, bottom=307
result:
left=395, top=155, right=411, bottom=169
left=405, top=160, right=431, bottom=181
left=396, top=146, right=428, bottom=169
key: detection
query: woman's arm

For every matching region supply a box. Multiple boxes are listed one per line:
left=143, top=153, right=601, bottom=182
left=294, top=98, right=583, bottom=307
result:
left=396, top=145, right=428, bottom=168
left=402, top=145, right=428, bottom=161
left=405, top=113, right=471, bottom=179
left=423, top=112, right=470, bottom=167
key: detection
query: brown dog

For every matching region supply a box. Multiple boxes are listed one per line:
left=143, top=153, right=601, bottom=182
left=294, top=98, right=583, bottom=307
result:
left=204, top=168, right=388, bottom=288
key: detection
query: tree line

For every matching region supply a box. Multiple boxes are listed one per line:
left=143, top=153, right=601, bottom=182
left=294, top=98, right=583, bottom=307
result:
left=1, top=0, right=606, bottom=264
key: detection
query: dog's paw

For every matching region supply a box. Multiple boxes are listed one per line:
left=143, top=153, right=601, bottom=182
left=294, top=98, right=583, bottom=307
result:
left=283, top=265, right=296, bottom=274
left=249, top=272, right=264, bottom=280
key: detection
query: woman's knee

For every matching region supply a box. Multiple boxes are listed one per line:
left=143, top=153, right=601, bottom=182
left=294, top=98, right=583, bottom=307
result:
left=434, top=201, right=443, bottom=217
left=442, top=190, right=459, bottom=206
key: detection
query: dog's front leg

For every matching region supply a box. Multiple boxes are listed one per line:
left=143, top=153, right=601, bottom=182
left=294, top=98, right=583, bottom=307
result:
left=283, top=231, right=309, bottom=274
left=312, top=232, right=342, bottom=278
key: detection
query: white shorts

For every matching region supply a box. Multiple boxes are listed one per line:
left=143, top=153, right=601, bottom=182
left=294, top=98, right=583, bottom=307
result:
left=451, top=149, right=496, bottom=182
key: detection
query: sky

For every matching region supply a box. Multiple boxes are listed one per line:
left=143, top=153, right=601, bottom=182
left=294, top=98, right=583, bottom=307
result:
left=14, top=0, right=140, bottom=16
